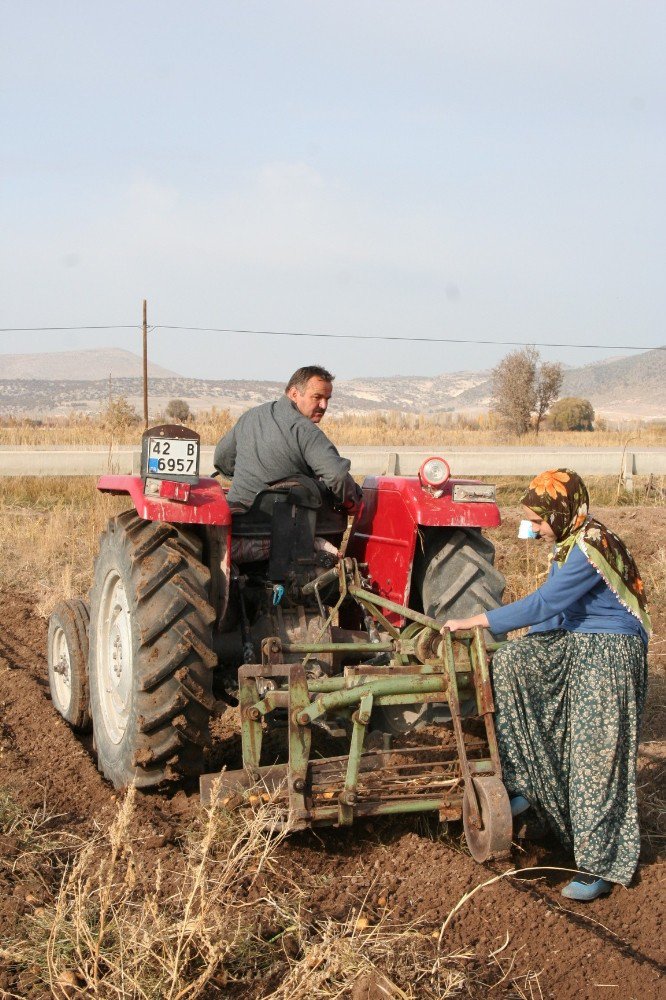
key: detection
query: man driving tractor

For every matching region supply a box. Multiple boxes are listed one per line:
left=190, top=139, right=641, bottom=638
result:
left=213, top=365, right=363, bottom=512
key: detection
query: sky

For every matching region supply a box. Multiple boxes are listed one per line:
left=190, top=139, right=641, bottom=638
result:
left=1, top=1, right=664, bottom=381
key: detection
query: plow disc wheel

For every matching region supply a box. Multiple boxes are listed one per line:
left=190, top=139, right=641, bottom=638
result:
left=462, top=776, right=512, bottom=863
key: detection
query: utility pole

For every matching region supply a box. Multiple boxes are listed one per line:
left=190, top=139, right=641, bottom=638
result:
left=142, top=299, right=149, bottom=428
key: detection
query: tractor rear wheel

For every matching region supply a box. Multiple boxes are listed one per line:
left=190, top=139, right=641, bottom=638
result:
left=47, top=599, right=91, bottom=731
left=374, top=527, right=505, bottom=735
left=88, top=510, right=217, bottom=789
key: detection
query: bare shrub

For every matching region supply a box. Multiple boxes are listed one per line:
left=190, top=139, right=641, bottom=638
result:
left=102, top=396, right=141, bottom=434
left=548, top=397, right=595, bottom=431
left=166, top=398, right=191, bottom=422
left=533, top=361, right=564, bottom=435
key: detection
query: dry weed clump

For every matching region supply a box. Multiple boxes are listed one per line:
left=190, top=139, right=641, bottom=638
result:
left=0, top=788, right=79, bottom=882
left=264, top=916, right=470, bottom=1000
left=15, top=787, right=296, bottom=999
left=2, top=787, right=475, bottom=1000
left=0, top=791, right=82, bottom=991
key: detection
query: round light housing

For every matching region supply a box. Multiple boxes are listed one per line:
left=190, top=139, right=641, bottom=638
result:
left=419, top=457, right=451, bottom=489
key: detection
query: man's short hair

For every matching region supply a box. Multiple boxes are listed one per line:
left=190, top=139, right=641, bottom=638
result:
left=285, top=366, right=335, bottom=393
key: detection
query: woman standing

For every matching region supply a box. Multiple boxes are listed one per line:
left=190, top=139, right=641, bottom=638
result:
left=443, top=469, right=650, bottom=902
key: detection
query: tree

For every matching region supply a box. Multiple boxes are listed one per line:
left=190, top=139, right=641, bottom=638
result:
left=548, top=397, right=595, bottom=431
left=491, top=346, right=563, bottom=436
left=533, top=361, right=564, bottom=435
left=491, top=347, right=537, bottom=435
left=166, top=398, right=191, bottom=422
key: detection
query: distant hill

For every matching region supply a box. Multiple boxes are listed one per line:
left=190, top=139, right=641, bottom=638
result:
left=559, top=350, right=666, bottom=411
left=0, top=347, right=664, bottom=420
left=0, top=348, right=178, bottom=381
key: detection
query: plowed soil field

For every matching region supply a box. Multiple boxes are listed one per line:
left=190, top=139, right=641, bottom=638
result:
left=0, top=507, right=664, bottom=998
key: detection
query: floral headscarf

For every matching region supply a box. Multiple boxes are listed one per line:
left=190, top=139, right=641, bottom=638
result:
left=521, top=468, right=651, bottom=635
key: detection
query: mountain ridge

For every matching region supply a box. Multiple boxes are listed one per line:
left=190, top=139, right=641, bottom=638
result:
left=0, top=347, right=664, bottom=420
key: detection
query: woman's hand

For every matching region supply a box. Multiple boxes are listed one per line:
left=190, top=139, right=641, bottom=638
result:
left=440, top=613, right=489, bottom=634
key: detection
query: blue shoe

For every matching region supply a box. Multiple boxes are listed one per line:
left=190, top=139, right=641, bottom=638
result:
left=510, top=795, right=531, bottom=818
left=561, top=875, right=613, bottom=901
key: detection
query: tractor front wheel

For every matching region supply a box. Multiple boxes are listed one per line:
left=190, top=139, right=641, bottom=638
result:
left=88, top=511, right=217, bottom=789
left=47, top=599, right=91, bottom=731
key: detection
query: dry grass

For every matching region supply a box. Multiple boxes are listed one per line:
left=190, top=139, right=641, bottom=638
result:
left=0, top=477, right=127, bottom=618
left=40, top=788, right=296, bottom=999
left=645, top=547, right=666, bottom=602
left=325, top=414, right=666, bottom=450
left=488, top=474, right=666, bottom=510
left=2, top=408, right=666, bottom=448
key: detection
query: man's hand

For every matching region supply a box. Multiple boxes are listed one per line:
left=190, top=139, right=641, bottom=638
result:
left=314, top=537, right=341, bottom=559
left=341, top=475, right=364, bottom=514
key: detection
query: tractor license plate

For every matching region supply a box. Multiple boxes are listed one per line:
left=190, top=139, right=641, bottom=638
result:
left=146, top=437, right=199, bottom=478
left=453, top=484, right=496, bottom=503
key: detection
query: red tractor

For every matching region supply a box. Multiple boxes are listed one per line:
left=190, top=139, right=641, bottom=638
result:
left=48, top=424, right=511, bottom=861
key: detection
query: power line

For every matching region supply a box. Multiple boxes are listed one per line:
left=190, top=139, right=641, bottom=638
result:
left=157, top=326, right=665, bottom=352
left=0, top=325, right=141, bottom=332
left=0, top=323, right=663, bottom=352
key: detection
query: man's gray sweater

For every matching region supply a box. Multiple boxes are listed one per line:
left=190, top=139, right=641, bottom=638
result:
left=214, top=395, right=355, bottom=509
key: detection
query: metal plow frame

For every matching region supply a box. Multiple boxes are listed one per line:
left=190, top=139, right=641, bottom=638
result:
left=200, top=581, right=512, bottom=861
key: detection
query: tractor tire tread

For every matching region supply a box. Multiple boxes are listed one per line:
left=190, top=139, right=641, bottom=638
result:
left=138, top=691, right=189, bottom=733
left=135, top=590, right=189, bottom=646
left=175, top=667, right=218, bottom=710
left=134, top=548, right=183, bottom=604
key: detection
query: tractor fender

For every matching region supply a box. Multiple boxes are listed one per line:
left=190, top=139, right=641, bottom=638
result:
left=96, top=475, right=233, bottom=526
left=348, top=476, right=500, bottom=616
left=358, top=476, right=500, bottom=531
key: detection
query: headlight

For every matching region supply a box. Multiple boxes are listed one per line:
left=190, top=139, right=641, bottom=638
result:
left=418, top=457, right=450, bottom=491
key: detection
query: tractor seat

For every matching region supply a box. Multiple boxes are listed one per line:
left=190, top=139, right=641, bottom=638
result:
left=231, top=478, right=322, bottom=538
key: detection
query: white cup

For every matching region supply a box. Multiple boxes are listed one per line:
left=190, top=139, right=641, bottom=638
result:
left=518, top=519, right=537, bottom=540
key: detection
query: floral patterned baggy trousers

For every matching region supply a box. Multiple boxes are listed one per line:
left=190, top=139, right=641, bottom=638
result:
left=491, top=630, right=648, bottom=885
